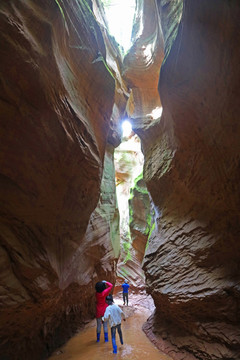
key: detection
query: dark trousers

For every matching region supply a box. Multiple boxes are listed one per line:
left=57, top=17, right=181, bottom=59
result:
left=123, top=292, right=128, bottom=305
left=111, top=324, right=123, bottom=350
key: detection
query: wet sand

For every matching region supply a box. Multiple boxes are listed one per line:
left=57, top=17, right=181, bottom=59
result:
left=49, top=299, right=172, bottom=360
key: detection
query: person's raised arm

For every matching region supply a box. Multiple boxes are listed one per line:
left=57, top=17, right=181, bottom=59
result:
left=102, top=281, right=113, bottom=296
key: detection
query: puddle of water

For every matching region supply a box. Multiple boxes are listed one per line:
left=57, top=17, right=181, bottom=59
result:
left=49, top=302, right=172, bottom=360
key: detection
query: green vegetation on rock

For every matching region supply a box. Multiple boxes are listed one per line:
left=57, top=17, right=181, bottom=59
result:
left=129, top=172, right=155, bottom=236
left=145, top=222, right=155, bottom=252
left=54, top=0, right=66, bottom=20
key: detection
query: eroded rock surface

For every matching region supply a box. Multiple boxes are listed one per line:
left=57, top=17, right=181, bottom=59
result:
left=129, top=173, right=155, bottom=263
left=140, top=1, right=240, bottom=359
left=123, top=0, right=164, bottom=119
left=114, top=134, right=146, bottom=293
left=0, top=1, right=124, bottom=358
left=113, top=0, right=165, bottom=297
left=1, top=0, right=240, bottom=359
left=115, top=172, right=155, bottom=297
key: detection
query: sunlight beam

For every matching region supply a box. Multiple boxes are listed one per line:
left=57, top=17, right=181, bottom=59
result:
left=121, top=120, right=132, bottom=137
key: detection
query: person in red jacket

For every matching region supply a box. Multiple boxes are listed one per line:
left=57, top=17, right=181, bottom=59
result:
left=95, top=280, right=113, bottom=342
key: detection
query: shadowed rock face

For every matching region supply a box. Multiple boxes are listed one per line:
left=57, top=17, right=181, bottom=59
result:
left=0, top=0, right=124, bottom=358
left=1, top=0, right=240, bottom=359
left=141, top=1, right=240, bottom=359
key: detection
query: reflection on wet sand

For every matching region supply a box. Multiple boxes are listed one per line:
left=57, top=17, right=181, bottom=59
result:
left=48, top=299, right=172, bottom=360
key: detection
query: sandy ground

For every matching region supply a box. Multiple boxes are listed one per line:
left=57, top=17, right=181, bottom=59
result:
left=48, top=293, right=172, bottom=360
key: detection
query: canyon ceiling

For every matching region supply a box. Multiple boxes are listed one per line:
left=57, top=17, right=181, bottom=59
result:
left=0, top=0, right=240, bottom=360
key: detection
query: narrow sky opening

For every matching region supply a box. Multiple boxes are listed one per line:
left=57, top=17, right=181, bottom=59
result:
left=121, top=120, right=132, bottom=138
left=101, top=0, right=136, bottom=53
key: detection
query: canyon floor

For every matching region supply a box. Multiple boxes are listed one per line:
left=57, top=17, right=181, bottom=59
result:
left=48, top=293, right=172, bottom=360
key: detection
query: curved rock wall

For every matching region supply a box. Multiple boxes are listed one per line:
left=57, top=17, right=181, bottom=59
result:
left=114, top=134, right=146, bottom=293
left=1, top=0, right=240, bottom=359
left=115, top=172, right=155, bottom=296
left=129, top=173, right=155, bottom=264
left=123, top=0, right=164, bottom=118
left=0, top=1, right=125, bottom=358
left=141, top=1, right=240, bottom=359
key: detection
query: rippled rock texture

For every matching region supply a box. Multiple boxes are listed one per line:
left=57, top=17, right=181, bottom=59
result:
left=1, top=0, right=240, bottom=359
left=141, top=1, right=240, bottom=359
left=0, top=0, right=124, bottom=358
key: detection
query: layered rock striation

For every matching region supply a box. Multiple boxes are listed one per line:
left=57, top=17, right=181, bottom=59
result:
left=1, top=0, right=240, bottom=359
left=0, top=0, right=126, bottom=358
left=139, top=1, right=240, bottom=359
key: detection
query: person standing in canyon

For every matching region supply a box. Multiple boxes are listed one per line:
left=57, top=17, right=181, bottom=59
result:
left=102, top=294, right=126, bottom=354
left=122, top=279, right=130, bottom=306
left=95, top=280, right=113, bottom=342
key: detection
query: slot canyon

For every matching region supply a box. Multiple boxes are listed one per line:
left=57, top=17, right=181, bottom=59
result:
left=0, top=0, right=240, bottom=359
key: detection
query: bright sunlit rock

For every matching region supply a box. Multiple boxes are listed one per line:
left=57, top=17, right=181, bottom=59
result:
left=121, top=120, right=132, bottom=137
left=102, top=0, right=135, bottom=53
left=147, top=106, right=163, bottom=120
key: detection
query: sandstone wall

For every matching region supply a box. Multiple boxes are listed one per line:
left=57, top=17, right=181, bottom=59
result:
left=129, top=173, right=155, bottom=264
left=0, top=1, right=123, bottom=358
left=114, top=135, right=146, bottom=293
left=123, top=0, right=164, bottom=118
left=141, top=1, right=240, bottom=359
left=1, top=0, right=240, bottom=359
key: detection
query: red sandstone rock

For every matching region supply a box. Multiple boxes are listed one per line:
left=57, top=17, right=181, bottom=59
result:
left=122, top=0, right=164, bottom=119
left=0, top=1, right=124, bottom=358
left=1, top=1, right=240, bottom=359
left=139, top=1, right=240, bottom=359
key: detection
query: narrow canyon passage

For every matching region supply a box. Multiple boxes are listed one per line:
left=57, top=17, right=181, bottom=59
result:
left=48, top=295, right=172, bottom=360
left=1, top=1, right=240, bottom=359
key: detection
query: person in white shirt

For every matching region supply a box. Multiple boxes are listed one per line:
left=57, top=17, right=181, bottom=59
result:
left=102, top=294, right=126, bottom=354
